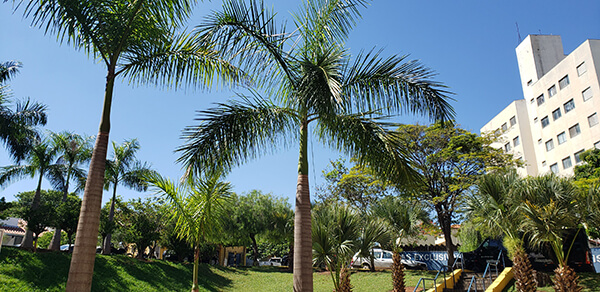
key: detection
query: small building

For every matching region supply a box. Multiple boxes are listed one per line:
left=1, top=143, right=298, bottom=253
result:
left=0, top=217, right=26, bottom=247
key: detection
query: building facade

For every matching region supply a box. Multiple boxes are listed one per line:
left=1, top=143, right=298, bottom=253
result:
left=481, top=35, right=600, bottom=176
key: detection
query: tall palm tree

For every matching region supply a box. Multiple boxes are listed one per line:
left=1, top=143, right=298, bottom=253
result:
left=13, top=1, right=242, bottom=290
left=178, top=1, right=454, bottom=289
left=48, top=132, right=92, bottom=251
left=0, top=61, right=47, bottom=162
left=146, top=171, right=232, bottom=292
left=467, top=171, right=536, bottom=292
left=312, top=203, right=360, bottom=292
left=519, top=175, right=583, bottom=292
left=372, top=196, right=427, bottom=292
left=102, top=139, right=153, bottom=255
left=0, top=139, right=61, bottom=248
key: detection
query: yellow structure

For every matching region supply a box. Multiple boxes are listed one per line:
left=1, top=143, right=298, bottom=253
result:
left=218, top=245, right=246, bottom=266
left=427, top=269, right=462, bottom=292
left=485, top=267, right=514, bottom=292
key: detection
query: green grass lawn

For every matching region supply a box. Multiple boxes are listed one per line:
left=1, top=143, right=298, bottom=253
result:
left=1, top=247, right=598, bottom=291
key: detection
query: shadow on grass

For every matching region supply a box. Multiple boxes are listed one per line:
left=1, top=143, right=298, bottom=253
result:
left=92, top=256, right=233, bottom=292
left=0, top=246, right=70, bottom=291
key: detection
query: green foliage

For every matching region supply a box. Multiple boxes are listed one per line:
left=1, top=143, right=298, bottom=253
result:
left=574, top=149, right=600, bottom=188
left=56, top=194, right=82, bottom=245
left=12, top=190, right=62, bottom=239
left=456, top=220, right=482, bottom=253
left=119, top=198, right=164, bottom=258
left=317, top=158, right=392, bottom=209
left=36, top=230, right=68, bottom=249
left=0, top=197, right=12, bottom=219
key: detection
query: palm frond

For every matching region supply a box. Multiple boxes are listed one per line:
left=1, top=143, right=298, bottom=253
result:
left=177, top=95, right=298, bottom=176
left=0, top=165, right=35, bottom=188
left=317, top=113, right=419, bottom=186
left=0, top=60, right=22, bottom=83
left=342, top=49, right=454, bottom=122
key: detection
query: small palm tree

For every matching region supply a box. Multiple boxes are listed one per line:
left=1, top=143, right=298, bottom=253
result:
left=372, top=196, right=427, bottom=292
left=467, top=171, right=536, bottom=292
left=312, top=203, right=360, bottom=292
left=48, top=131, right=92, bottom=251
left=179, top=1, right=453, bottom=289
left=519, top=175, right=583, bottom=292
left=146, top=171, right=232, bottom=292
left=102, top=139, right=153, bottom=255
left=0, top=61, right=47, bottom=162
left=0, top=139, right=61, bottom=249
left=354, top=216, right=389, bottom=272
left=12, top=1, right=242, bottom=289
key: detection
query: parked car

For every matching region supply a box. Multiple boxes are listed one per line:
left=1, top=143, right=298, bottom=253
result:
left=350, top=249, right=427, bottom=270
left=259, top=257, right=282, bottom=266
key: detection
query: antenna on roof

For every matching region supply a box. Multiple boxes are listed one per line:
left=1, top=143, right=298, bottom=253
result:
left=516, top=22, right=522, bottom=43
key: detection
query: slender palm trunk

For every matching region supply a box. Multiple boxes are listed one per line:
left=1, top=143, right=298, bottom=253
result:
left=293, top=122, right=312, bottom=292
left=66, top=67, right=114, bottom=292
left=192, top=246, right=200, bottom=292
left=102, top=183, right=119, bottom=255
left=49, top=178, right=71, bottom=251
left=22, top=172, right=44, bottom=249
left=392, top=250, right=405, bottom=292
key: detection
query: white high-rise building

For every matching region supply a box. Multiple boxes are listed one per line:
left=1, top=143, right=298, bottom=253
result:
left=481, top=35, right=600, bottom=176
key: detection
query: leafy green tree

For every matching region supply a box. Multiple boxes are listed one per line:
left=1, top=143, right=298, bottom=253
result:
left=0, top=139, right=62, bottom=249
left=0, top=61, right=47, bottom=162
left=56, top=194, right=83, bottom=247
left=48, top=132, right=91, bottom=250
left=221, top=191, right=289, bottom=266
left=467, top=171, right=536, bottom=292
left=317, top=158, right=391, bottom=209
left=12, top=1, right=242, bottom=289
left=0, top=197, right=12, bottom=220
left=178, top=1, right=453, bottom=288
left=574, top=148, right=600, bottom=188
left=12, top=190, right=62, bottom=252
left=119, top=198, right=164, bottom=259
left=312, top=203, right=360, bottom=292
left=37, top=230, right=68, bottom=249
left=102, top=139, right=153, bottom=255
left=146, top=171, right=232, bottom=292
left=391, top=123, right=517, bottom=265
left=520, top=175, right=584, bottom=292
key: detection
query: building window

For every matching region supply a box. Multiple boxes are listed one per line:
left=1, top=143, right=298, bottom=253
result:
left=564, top=99, right=575, bottom=113
left=542, top=161, right=547, bottom=167
left=504, top=143, right=511, bottom=152
left=501, top=123, right=507, bottom=131
left=595, top=141, right=600, bottom=149
left=569, top=124, right=581, bottom=138
left=534, top=117, right=538, bottom=123
left=582, top=87, right=593, bottom=101
left=530, top=98, right=535, bottom=104
left=513, top=136, right=520, bottom=147
left=562, top=156, right=573, bottom=169
left=545, top=139, right=554, bottom=151
left=557, top=132, right=567, bottom=145
left=589, top=113, right=599, bottom=127
left=548, top=85, right=557, bottom=97
left=510, top=116, right=517, bottom=127
left=574, top=149, right=585, bottom=164
left=538, top=139, right=542, bottom=145
left=527, top=79, right=533, bottom=86
left=536, top=94, right=545, bottom=106
left=550, top=163, right=559, bottom=174
left=541, top=116, right=550, bottom=128
left=552, top=108, right=562, bottom=121
left=559, top=75, right=570, bottom=89
left=577, top=62, right=587, bottom=76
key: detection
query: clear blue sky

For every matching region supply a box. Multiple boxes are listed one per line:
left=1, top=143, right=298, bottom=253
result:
left=1, top=0, right=599, bottom=207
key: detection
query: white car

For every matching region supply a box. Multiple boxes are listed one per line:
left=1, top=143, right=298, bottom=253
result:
left=350, top=249, right=427, bottom=270
left=259, top=257, right=282, bottom=266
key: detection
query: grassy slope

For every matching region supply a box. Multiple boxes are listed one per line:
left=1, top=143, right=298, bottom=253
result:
left=1, top=247, right=598, bottom=291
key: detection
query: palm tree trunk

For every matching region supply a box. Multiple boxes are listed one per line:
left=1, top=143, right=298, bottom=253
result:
left=553, top=263, right=582, bottom=292
left=22, top=172, right=45, bottom=249
left=392, top=250, right=405, bottom=292
left=512, top=246, right=536, bottom=292
left=293, top=122, right=312, bottom=292
left=192, top=246, right=200, bottom=292
left=66, top=67, right=114, bottom=292
left=49, top=180, right=70, bottom=251
left=102, top=183, right=118, bottom=255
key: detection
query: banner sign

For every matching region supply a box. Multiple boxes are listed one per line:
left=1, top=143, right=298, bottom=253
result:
left=400, top=251, right=462, bottom=271
left=591, top=248, right=600, bottom=273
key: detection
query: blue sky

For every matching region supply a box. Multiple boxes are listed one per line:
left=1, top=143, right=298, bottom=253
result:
left=1, top=0, right=599, bottom=207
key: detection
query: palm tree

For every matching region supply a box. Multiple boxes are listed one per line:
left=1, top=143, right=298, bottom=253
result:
left=0, top=139, right=61, bottom=249
left=0, top=61, right=47, bottom=162
left=12, top=1, right=242, bottom=289
left=178, top=1, right=454, bottom=289
left=519, top=175, right=583, bottom=292
left=372, top=196, right=427, bottom=292
left=102, top=139, right=153, bottom=255
left=48, top=132, right=92, bottom=251
left=354, top=216, right=389, bottom=272
left=146, top=171, right=232, bottom=292
left=312, top=203, right=360, bottom=292
left=467, top=171, right=536, bottom=292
